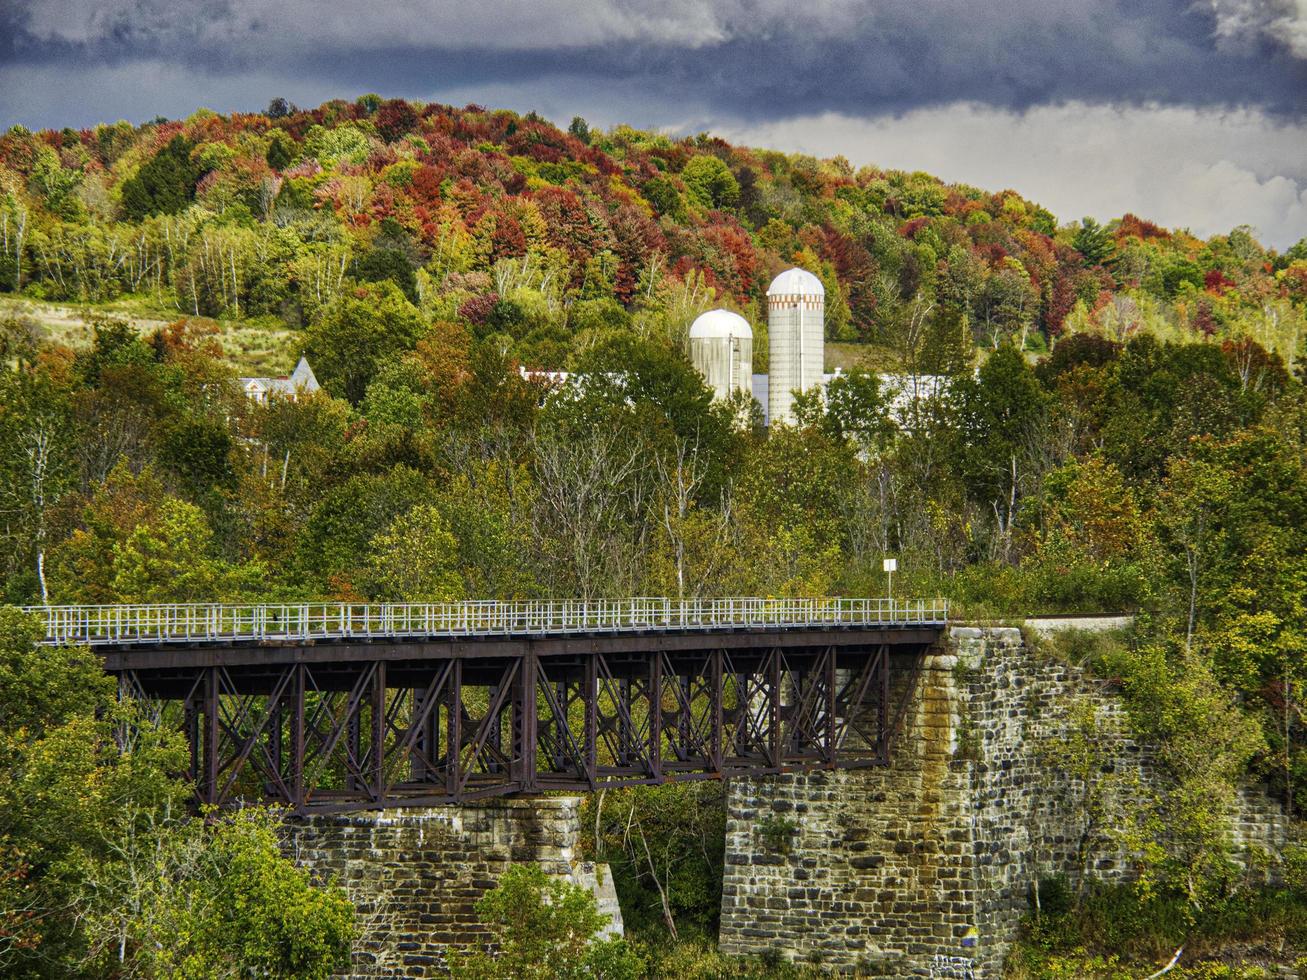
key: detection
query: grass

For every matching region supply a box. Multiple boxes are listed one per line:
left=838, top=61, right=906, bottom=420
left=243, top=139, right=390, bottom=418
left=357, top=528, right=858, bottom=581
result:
left=823, top=341, right=900, bottom=374
left=1006, top=879, right=1307, bottom=979
left=0, top=295, right=301, bottom=376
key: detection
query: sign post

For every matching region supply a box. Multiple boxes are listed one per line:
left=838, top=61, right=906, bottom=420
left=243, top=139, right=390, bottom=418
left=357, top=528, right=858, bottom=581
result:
left=883, top=557, right=898, bottom=606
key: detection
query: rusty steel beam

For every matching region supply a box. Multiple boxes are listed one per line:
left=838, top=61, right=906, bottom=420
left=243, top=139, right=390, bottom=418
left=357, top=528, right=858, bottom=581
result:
left=95, top=626, right=942, bottom=673
left=105, top=633, right=937, bottom=814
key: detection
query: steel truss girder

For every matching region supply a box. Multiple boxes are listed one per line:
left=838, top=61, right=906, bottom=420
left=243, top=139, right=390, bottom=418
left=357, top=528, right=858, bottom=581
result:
left=114, top=641, right=922, bottom=813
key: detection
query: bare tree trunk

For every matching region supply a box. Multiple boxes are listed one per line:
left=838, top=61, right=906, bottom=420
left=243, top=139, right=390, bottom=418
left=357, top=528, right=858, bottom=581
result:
left=634, top=815, right=677, bottom=940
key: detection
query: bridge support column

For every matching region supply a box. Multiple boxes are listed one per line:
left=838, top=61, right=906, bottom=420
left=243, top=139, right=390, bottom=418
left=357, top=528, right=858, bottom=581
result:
left=285, top=797, right=621, bottom=979
left=722, top=645, right=977, bottom=978
left=719, top=627, right=1293, bottom=978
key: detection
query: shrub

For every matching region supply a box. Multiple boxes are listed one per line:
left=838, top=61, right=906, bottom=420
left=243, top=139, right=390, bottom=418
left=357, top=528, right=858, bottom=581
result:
left=451, top=864, right=641, bottom=980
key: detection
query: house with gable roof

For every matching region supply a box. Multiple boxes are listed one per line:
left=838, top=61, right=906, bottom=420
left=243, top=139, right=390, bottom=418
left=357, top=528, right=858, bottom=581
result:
left=239, top=357, right=321, bottom=405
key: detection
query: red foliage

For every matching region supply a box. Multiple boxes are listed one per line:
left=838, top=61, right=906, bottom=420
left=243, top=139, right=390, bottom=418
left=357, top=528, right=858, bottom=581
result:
left=974, top=242, right=1010, bottom=267
left=1204, top=268, right=1236, bottom=295
left=588, top=149, right=624, bottom=177
left=898, top=217, right=930, bottom=239
left=283, top=159, right=322, bottom=180
left=694, top=219, right=758, bottom=302
left=1116, top=213, right=1170, bottom=242
left=458, top=293, right=500, bottom=325
left=195, top=171, right=222, bottom=197
left=1046, top=272, right=1080, bottom=337
left=446, top=177, right=484, bottom=218
left=818, top=226, right=877, bottom=333
left=488, top=212, right=527, bottom=262
left=1194, top=300, right=1218, bottom=336
left=1220, top=337, right=1289, bottom=390
left=369, top=182, right=398, bottom=222
left=0, top=129, right=40, bottom=171
left=375, top=100, right=419, bottom=143
left=1279, top=263, right=1307, bottom=303
left=671, top=255, right=722, bottom=296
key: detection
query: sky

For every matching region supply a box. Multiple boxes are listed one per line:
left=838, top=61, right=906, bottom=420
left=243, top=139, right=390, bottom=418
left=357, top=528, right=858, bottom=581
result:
left=1, top=0, right=1305, bottom=248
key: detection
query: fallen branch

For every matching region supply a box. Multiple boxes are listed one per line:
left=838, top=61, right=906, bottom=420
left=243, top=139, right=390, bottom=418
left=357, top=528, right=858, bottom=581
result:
left=1142, top=946, right=1183, bottom=980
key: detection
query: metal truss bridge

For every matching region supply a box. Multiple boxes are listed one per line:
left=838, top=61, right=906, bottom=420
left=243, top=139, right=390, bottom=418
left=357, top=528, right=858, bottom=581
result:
left=28, top=598, right=948, bottom=814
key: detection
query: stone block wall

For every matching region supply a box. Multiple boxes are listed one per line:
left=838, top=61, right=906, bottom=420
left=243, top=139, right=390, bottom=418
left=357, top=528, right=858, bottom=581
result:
left=719, top=626, right=1290, bottom=978
left=285, top=797, right=621, bottom=979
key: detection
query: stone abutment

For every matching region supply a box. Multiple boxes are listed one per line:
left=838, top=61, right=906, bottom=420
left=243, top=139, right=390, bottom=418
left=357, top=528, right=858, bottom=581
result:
left=718, top=626, right=1290, bottom=977
left=285, top=797, right=620, bottom=978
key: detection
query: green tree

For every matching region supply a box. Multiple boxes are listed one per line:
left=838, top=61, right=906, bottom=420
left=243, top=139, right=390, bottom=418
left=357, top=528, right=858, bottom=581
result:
left=1040, top=699, right=1127, bottom=899
left=587, top=783, right=727, bottom=938
left=1032, top=456, right=1153, bottom=611
left=265, top=129, right=298, bottom=170
left=0, top=608, right=354, bottom=977
left=806, top=368, right=893, bottom=449
left=89, top=808, right=354, bottom=979
left=362, top=503, right=463, bottom=601
left=563, top=334, right=739, bottom=498
left=452, top=864, right=640, bottom=980
left=680, top=155, right=739, bottom=211
left=1072, top=217, right=1116, bottom=267
left=110, top=498, right=261, bottom=602
left=119, top=136, right=200, bottom=220
left=434, top=459, right=539, bottom=599
left=0, top=366, right=74, bottom=603
left=1156, top=446, right=1234, bottom=649
left=1102, top=640, right=1265, bottom=906
left=568, top=116, right=592, bottom=145
left=954, top=343, right=1047, bottom=558
left=640, top=176, right=685, bottom=221
left=294, top=466, right=432, bottom=594
left=306, top=282, right=427, bottom=403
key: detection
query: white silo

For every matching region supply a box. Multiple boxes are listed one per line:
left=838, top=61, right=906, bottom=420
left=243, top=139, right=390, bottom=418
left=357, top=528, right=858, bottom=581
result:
left=767, top=267, right=824, bottom=426
left=689, top=309, right=753, bottom=404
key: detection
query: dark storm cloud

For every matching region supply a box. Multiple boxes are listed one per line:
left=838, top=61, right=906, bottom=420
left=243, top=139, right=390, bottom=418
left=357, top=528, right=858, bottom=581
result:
left=1, top=0, right=1304, bottom=128
left=2, top=0, right=1304, bottom=247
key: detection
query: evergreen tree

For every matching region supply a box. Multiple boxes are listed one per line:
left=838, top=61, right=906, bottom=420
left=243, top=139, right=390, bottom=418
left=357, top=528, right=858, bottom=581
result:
left=119, top=136, right=200, bottom=220
left=1072, top=217, right=1116, bottom=267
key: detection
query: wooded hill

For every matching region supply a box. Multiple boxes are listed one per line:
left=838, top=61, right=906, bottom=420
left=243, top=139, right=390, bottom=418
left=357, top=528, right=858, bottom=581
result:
left=1, top=97, right=1307, bottom=978
left=1, top=95, right=1304, bottom=374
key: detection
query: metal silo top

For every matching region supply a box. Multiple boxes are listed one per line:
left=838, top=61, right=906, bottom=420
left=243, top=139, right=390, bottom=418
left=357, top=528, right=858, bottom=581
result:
left=766, top=267, right=824, bottom=298
left=689, top=309, right=753, bottom=339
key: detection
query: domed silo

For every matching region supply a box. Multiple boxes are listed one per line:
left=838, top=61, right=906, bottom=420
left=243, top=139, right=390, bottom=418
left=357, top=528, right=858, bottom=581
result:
left=689, top=309, right=754, bottom=404
left=767, top=267, right=824, bottom=426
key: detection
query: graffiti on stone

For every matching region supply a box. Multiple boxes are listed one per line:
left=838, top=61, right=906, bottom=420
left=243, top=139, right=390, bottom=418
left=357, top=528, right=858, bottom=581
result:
left=930, top=954, right=976, bottom=980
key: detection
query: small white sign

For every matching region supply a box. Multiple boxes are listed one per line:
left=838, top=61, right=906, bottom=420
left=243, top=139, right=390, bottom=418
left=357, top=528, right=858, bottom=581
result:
left=883, top=558, right=898, bottom=572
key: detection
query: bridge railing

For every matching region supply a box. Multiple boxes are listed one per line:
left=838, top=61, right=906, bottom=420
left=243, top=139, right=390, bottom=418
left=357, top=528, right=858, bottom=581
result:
left=24, top=597, right=949, bottom=647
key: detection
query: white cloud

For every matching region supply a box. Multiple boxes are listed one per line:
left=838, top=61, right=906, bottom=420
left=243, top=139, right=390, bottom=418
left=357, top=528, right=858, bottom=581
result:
left=716, top=103, right=1307, bottom=249
left=1201, top=0, right=1307, bottom=57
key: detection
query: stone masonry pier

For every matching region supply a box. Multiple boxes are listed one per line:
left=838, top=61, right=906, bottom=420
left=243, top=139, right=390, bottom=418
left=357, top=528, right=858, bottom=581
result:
left=719, top=626, right=1290, bottom=978
left=285, top=797, right=620, bottom=978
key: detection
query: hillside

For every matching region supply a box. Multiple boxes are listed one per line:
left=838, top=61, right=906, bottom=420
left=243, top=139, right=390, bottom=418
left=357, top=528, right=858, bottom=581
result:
left=2, top=96, right=1304, bottom=378
left=1, top=96, right=1306, bottom=979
